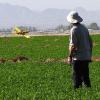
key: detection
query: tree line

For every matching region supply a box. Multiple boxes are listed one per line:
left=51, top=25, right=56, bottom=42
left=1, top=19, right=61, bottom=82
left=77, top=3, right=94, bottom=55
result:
left=0, top=26, right=37, bottom=33
left=55, top=23, right=100, bottom=33
left=0, top=23, right=99, bottom=33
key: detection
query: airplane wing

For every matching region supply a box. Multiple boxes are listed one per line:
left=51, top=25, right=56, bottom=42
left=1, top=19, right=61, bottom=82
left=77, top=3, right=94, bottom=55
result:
left=14, top=27, right=21, bottom=33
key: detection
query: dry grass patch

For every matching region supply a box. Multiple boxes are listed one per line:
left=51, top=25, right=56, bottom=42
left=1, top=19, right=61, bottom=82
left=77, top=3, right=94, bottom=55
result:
left=93, top=42, right=98, bottom=46
left=54, top=38, right=59, bottom=42
left=45, top=58, right=68, bottom=63
left=92, top=57, right=100, bottom=62
left=0, top=56, right=29, bottom=63
left=44, top=56, right=100, bottom=64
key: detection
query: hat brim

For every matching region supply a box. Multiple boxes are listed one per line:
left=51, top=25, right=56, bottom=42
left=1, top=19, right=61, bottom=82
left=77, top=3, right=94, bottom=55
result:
left=67, top=15, right=83, bottom=23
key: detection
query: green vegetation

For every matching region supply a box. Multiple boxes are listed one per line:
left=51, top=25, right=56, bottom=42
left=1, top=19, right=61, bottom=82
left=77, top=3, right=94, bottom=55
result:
left=0, top=35, right=100, bottom=100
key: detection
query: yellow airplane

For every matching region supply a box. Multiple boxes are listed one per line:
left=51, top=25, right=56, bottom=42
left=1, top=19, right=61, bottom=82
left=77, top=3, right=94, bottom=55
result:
left=12, top=27, right=31, bottom=38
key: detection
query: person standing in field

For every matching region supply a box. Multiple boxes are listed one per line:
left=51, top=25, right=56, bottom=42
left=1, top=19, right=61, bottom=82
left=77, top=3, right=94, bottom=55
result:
left=67, top=11, right=93, bottom=89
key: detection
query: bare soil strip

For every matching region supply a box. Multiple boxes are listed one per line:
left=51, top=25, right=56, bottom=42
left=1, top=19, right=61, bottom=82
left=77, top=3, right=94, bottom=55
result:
left=44, top=57, right=100, bottom=64
left=0, top=56, right=100, bottom=63
left=0, top=56, right=29, bottom=63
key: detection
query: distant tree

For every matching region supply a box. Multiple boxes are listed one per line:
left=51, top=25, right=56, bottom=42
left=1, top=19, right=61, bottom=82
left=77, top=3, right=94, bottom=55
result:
left=67, top=24, right=88, bottom=30
left=89, top=23, right=99, bottom=30
left=66, top=24, right=73, bottom=30
left=18, top=26, right=38, bottom=32
left=30, top=27, right=37, bottom=32
left=55, top=25, right=67, bottom=32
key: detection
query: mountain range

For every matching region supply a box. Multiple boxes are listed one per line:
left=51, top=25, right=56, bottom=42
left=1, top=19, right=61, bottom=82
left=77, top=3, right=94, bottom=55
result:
left=0, top=3, right=100, bottom=28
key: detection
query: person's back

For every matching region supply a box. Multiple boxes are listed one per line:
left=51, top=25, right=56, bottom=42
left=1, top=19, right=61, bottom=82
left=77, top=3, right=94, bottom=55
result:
left=71, top=23, right=92, bottom=60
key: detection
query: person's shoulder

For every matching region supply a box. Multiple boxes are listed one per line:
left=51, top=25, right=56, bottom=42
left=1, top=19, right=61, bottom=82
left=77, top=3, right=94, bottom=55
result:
left=81, top=24, right=89, bottom=32
left=81, top=24, right=88, bottom=29
left=70, top=26, right=78, bottom=34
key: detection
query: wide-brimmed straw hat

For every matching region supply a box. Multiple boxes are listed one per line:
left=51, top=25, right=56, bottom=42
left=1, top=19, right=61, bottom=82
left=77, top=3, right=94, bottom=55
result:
left=67, top=11, right=83, bottom=23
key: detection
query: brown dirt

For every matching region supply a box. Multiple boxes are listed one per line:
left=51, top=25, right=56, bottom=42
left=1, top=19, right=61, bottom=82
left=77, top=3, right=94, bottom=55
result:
left=92, top=57, right=100, bottom=62
left=0, top=58, right=7, bottom=63
left=1, top=56, right=100, bottom=64
left=42, top=44, right=50, bottom=48
left=44, top=58, right=68, bottom=63
left=0, top=56, right=29, bottom=63
left=54, top=39, right=59, bottom=42
left=44, top=56, right=100, bottom=64
left=45, top=58, right=57, bottom=63
left=93, top=42, right=98, bottom=46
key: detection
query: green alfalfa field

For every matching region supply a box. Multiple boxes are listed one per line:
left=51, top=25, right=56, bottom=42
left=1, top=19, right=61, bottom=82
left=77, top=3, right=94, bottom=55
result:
left=0, top=34, right=100, bottom=100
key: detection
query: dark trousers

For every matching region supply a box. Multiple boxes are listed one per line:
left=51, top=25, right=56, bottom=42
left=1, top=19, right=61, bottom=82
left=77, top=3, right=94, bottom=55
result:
left=72, top=60, right=91, bottom=89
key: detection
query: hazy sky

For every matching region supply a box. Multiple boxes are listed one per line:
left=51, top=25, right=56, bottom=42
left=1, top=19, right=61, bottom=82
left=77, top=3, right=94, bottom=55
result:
left=0, top=0, right=100, bottom=11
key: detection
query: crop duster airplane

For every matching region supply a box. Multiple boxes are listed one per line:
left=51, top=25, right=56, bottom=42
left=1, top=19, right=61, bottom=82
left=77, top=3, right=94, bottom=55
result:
left=12, top=27, right=31, bottom=38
